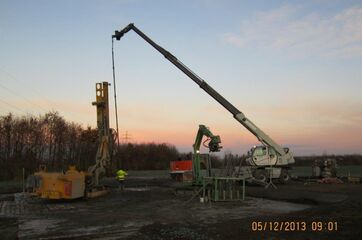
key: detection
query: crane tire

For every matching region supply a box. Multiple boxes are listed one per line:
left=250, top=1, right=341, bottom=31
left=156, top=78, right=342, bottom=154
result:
left=254, top=169, right=267, bottom=183
left=279, top=169, right=290, bottom=184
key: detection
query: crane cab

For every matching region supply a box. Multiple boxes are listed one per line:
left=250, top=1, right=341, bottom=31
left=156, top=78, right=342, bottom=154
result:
left=246, top=146, right=278, bottom=166
left=244, top=146, right=293, bottom=183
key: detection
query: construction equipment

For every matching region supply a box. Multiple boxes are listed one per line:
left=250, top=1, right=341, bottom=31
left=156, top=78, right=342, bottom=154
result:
left=312, top=158, right=337, bottom=178
left=87, top=82, right=111, bottom=188
left=33, top=165, right=86, bottom=199
left=202, top=177, right=245, bottom=202
left=192, top=124, right=222, bottom=185
left=170, top=159, right=193, bottom=182
left=30, top=82, right=112, bottom=199
left=169, top=125, right=221, bottom=184
left=112, top=23, right=295, bottom=182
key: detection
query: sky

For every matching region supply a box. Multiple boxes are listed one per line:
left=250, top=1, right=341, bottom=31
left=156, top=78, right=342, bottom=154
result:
left=0, top=0, right=361, bottom=156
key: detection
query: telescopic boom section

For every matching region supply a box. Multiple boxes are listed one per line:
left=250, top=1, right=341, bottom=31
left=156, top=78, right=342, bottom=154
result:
left=113, top=23, right=287, bottom=157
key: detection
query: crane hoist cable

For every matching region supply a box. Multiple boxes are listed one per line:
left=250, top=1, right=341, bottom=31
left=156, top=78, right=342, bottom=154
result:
left=111, top=37, right=120, bottom=151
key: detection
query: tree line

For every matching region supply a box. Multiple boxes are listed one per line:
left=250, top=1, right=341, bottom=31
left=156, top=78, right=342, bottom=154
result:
left=294, top=155, right=362, bottom=166
left=4, top=112, right=358, bottom=181
left=0, top=112, right=182, bottom=181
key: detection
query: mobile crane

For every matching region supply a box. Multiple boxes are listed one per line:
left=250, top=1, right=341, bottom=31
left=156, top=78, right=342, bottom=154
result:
left=112, top=23, right=295, bottom=182
left=192, top=124, right=222, bottom=186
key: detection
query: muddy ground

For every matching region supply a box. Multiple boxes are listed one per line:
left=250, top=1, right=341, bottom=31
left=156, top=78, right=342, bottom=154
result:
left=0, top=173, right=361, bottom=240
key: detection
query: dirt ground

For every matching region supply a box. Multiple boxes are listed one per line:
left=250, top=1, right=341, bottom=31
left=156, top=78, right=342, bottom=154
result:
left=0, top=173, right=361, bottom=240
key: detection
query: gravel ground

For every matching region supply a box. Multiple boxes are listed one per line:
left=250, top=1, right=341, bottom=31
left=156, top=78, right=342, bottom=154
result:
left=0, top=174, right=361, bottom=239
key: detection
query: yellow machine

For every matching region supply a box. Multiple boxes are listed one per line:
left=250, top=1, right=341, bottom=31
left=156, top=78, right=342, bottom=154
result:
left=32, top=82, right=112, bottom=199
left=34, top=165, right=85, bottom=199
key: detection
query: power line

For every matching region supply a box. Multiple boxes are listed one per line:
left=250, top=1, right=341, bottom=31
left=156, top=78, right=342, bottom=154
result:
left=0, top=98, right=28, bottom=114
left=0, top=82, right=49, bottom=112
left=0, top=66, right=89, bottom=121
left=0, top=67, right=53, bottom=103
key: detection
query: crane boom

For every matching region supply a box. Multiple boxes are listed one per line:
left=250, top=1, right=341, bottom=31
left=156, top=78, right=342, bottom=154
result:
left=113, top=23, right=293, bottom=163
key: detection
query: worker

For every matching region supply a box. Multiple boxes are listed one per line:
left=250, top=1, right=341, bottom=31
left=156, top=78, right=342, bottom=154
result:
left=116, top=169, right=128, bottom=190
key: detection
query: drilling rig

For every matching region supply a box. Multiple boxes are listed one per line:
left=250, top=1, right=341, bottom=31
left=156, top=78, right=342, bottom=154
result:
left=30, top=82, right=112, bottom=199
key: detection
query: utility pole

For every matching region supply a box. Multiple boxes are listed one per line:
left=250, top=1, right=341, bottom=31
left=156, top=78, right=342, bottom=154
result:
left=121, top=131, right=132, bottom=143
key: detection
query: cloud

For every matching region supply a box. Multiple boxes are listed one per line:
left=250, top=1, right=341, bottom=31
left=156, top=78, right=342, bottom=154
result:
left=223, top=5, right=362, bottom=58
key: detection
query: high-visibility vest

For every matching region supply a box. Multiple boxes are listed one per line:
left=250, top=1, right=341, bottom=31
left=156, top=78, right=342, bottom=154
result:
left=116, top=170, right=127, bottom=180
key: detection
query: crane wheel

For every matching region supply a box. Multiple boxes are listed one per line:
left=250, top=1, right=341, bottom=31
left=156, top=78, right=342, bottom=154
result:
left=254, top=169, right=267, bottom=183
left=279, top=169, right=290, bottom=184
